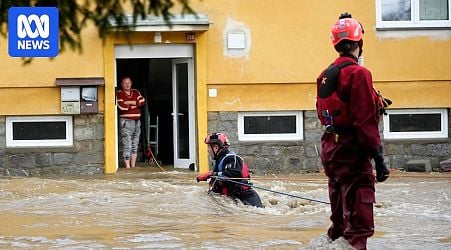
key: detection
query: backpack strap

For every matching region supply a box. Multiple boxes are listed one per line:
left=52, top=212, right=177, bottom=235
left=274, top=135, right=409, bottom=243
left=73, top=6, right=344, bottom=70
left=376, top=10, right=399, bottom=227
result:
left=336, top=61, right=356, bottom=70
left=318, top=61, right=357, bottom=101
left=217, top=152, right=242, bottom=175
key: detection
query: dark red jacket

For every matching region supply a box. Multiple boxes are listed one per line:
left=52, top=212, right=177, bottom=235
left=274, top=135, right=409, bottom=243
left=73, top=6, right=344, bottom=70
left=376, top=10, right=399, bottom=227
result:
left=317, top=56, right=381, bottom=153
left=316, top=56, right=383, bottom=179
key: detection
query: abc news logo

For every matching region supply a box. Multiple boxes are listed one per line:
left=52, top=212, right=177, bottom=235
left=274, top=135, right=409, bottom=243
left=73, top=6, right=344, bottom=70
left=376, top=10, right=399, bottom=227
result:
left=8, top=7, right=59, bottom=57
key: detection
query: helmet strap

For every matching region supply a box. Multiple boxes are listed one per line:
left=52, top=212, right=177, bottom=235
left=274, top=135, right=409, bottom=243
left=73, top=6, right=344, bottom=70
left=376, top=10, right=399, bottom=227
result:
left=209, top=144, right=223, bottom=160
left=358, top=40, right=363, bottom=57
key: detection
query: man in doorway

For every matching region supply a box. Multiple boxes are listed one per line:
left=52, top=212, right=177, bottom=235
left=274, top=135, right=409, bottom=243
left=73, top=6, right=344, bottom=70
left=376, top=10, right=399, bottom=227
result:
left=117, top=76, right=146, bottom=168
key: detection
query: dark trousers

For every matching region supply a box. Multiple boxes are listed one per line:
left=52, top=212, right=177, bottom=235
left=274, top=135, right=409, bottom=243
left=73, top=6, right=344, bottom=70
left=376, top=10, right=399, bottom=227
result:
left=327, top=173, right=375, bottom=250
left=236, top=189, right=263, bottom=208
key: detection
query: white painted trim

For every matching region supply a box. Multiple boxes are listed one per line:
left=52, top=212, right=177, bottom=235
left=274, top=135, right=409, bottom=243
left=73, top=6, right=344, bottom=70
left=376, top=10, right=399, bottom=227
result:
left=6, top=116, right=73, bottom=147
left=238, top=111, right=304, bottom=141
left=114, top=44, right=194, bottom=59
left=172, top=58, right=196, bottom=168
left=383, top=109, right=448, bottom=139
left=114, top=61, right=118, bottom=171
left=376, top=0, right=451, bottom=29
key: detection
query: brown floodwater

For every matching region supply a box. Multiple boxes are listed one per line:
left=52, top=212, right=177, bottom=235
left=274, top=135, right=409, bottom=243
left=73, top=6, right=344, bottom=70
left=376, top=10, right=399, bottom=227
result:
left=0, top=167, right=450, bottom=249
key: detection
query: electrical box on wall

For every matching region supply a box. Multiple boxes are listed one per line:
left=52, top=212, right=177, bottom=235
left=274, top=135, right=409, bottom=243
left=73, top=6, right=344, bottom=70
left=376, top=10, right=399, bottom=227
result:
left=56, top=77, right=104, bottom=115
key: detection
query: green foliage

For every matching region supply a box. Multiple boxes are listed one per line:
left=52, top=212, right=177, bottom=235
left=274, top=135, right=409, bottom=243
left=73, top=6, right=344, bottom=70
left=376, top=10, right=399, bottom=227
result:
left=0, top=0, right=194, bottom=54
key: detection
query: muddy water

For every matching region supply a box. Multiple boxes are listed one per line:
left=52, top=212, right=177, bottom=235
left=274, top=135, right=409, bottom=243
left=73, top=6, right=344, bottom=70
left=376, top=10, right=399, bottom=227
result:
left=0, top=168, right=450, bottom=249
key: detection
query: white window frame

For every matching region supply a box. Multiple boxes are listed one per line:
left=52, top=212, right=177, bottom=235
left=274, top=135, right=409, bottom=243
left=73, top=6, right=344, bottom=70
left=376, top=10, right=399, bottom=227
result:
left=6, top=116, right=73, bottom=147
left=238, top=111, right=304, bottom=141
left=383, top=109, right=448, bottom=139
left=376, top=0, right=451, bottom=29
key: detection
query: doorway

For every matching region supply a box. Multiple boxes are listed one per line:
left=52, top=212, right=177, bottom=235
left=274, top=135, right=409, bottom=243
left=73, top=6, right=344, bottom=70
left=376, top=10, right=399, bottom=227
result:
left=114, top=45, right=196, bottom=169
left=116, top=58, right=172, bottom=165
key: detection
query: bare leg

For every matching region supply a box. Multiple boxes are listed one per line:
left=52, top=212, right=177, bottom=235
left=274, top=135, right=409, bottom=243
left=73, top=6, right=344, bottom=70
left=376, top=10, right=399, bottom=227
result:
left=124, top=159, right=131, bottom=168
left=130, top=153, right=137, bottom=168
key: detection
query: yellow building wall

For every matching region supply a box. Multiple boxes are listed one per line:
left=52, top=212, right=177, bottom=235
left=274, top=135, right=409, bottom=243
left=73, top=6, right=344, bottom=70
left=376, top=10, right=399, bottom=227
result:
left=190, top=0, right=451, bottom=111
left=1, top=1, right=447, bottom=93
left=0, top=26, right=105, bottom=115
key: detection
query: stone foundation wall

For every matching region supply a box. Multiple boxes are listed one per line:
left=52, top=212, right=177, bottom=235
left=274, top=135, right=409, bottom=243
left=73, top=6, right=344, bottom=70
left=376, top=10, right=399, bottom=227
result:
left=383, top=109, right=451, bottom=171
left=0, top=115, right=104, bottom=176
left=207, top=111, right=323, bottom=175
left=1, top=110, right=449, bottom=176
left=207, top=111, right=451, bottom=175
left=384, top=138, right=450, bottom=171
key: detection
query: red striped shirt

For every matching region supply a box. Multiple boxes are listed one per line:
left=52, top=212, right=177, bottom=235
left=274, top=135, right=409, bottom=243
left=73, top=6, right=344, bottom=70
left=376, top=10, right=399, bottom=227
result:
left=116, top=89, right=145, bottom=120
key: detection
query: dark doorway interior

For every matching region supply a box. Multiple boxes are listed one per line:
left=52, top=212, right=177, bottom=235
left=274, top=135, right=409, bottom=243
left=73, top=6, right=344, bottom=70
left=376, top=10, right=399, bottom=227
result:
left=116, top=58, right=174, bottom=165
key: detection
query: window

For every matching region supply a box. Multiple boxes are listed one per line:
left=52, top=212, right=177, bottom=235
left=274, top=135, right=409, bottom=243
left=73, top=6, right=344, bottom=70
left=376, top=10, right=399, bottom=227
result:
left=238, top=111, right=303, bottom=141
left=376, top=0, right=451, bottom=29
left=383, top=109, right=448, bottom=139
left=6, top=116, right=73, bottom=147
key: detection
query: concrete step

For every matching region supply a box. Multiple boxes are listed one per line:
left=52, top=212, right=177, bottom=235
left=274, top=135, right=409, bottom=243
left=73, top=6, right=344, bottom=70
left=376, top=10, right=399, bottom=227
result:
left=405, top=159, right=432, bottom=172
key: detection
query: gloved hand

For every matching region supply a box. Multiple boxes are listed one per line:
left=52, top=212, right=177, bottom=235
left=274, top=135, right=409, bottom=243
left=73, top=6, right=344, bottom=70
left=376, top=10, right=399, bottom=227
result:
left=369, top=146, right=390, bottom=183
left=196, top=171, right=213, bottom=182
left=375, top=161, right=390, bottom=182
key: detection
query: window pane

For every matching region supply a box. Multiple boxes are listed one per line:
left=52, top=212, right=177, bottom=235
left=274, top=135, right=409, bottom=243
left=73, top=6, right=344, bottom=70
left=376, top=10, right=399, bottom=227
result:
left=381, top=0, right=412, bottom=21
left=244, top=116, right=296, bottom=134
left=175, top=63, right=189, bottom=159
left=389, top=113, right=441, bottom=132
left=13, top=121, right=67, bottom=140
left=420, top=0, right=449, bottom=20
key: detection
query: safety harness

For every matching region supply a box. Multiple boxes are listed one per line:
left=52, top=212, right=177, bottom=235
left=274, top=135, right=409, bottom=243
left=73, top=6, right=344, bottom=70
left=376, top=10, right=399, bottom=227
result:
left=211, top=152, right=251, bottom=195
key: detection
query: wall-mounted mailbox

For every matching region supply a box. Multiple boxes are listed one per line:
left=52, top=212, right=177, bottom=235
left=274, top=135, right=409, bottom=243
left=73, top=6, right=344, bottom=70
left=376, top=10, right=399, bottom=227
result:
left=61, top=101, right=81, bottom=114
left=61, top=86, right=80, bottom=101
left=80, top=87, right=98, bottom=114
left=56, top=77, right=104, bottom=115
left=61, top=86, right=80, bottom=114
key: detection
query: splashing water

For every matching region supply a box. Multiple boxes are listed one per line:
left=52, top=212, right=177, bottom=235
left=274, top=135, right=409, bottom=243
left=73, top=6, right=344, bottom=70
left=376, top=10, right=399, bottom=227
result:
left=0, top=169, right=450, bottom=249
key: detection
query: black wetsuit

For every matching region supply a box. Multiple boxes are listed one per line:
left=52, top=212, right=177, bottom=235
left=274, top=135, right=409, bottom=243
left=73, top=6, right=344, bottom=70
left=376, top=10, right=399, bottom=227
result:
left=210, top=149, right=263, bottom=208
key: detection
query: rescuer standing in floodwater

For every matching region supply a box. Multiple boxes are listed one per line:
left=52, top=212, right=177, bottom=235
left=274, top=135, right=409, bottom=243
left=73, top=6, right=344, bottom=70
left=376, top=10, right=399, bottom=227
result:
left=316, top=13, right=391, bottom=250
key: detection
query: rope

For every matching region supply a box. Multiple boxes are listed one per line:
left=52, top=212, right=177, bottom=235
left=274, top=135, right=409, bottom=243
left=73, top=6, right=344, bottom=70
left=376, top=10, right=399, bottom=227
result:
left=208, top=177, right=219, bottom=194
left=211, top=173, right=451, bottom=182
left=146, top=146, right=167, bottom=172
left=210, top=177, right=327, bottom=182
left=212, top=176, right=330, bottom=205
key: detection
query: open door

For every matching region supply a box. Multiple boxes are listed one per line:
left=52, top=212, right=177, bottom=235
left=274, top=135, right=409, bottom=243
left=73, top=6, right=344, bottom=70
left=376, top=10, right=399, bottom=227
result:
left=172, top=58, right=196, bottom=168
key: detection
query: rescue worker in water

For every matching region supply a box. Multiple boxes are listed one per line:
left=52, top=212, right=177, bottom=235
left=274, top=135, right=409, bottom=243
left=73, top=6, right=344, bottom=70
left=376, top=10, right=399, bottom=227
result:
left=196, top=132, right=263, bottom=208
left=316, top=13, right=390, bottom=250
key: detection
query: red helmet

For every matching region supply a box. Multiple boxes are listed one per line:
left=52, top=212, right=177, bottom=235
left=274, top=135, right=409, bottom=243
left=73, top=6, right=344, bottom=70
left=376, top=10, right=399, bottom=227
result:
left=330, top=18, right=363, bottom=46
left=204, top=132, right=230, bottom=148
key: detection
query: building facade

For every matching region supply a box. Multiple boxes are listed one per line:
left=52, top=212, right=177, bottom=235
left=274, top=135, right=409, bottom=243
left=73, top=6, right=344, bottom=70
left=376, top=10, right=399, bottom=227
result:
left=0, top=0, right=450, bottom=176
